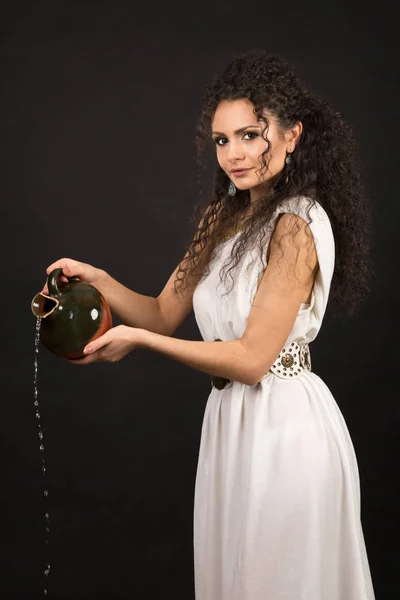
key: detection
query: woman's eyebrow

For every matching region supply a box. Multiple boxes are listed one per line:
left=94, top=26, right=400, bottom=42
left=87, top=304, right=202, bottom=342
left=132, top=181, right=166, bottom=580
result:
left=211, top=125, right=261, bottom=136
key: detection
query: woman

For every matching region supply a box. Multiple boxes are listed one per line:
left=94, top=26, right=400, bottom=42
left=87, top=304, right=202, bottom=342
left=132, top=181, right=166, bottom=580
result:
left=43, top=50, right=375, bottom=599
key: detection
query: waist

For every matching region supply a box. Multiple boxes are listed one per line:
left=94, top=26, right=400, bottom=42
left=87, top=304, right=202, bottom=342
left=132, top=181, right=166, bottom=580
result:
left=210, top=340, right=312, bottom=390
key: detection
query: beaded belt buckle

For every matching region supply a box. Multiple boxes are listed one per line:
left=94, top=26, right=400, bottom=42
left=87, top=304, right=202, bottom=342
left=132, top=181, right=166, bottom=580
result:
left=210, top=339, right=312, bottom=389
left=269, top=341, right=311, bottom=379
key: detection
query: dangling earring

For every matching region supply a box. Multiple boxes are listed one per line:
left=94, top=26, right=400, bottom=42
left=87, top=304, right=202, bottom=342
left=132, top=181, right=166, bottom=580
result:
left=228, top=181, right=236, bottom=196
left=285, top=149, right=293, bottom=183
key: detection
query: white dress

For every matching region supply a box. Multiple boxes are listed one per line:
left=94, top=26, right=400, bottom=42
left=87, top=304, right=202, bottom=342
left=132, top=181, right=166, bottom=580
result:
left=192, top=196, right=375, bottom=600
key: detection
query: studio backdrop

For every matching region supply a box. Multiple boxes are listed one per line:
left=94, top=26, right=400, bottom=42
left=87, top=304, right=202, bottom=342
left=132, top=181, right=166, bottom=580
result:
left=0, top=2, right=397, bottom=599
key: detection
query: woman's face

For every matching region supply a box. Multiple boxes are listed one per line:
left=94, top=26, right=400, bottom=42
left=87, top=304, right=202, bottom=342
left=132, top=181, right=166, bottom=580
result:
left=211, top=98, right=300, bottom=201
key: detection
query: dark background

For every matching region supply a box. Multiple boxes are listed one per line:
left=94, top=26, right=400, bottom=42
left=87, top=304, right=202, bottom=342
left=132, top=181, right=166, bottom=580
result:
left=0, top=1, right=398, bottom=598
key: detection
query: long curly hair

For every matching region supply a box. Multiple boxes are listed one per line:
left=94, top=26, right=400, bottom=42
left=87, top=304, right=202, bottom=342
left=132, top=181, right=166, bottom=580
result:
left=173, top=49, right=373, bottom=317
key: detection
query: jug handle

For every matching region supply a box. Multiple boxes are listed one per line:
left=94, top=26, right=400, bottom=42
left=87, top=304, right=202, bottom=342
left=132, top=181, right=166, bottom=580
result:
left=47, top=268, right=81, bottom=298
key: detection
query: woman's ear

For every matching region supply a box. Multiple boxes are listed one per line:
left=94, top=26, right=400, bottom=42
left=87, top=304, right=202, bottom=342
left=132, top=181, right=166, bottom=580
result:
left=291, top=121, right=303, bottom=147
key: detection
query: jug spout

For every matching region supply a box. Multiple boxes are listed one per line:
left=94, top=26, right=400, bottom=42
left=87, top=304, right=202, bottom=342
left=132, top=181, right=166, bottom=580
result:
left=31, top=292, right=59, bottom=319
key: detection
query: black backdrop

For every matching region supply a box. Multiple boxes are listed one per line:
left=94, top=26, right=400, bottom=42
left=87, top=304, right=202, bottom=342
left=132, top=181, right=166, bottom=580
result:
left=0, top=1, right=398, bottom=599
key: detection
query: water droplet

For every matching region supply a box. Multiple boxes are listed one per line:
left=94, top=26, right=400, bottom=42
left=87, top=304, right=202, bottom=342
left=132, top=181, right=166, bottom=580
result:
left=34, top=319, right=52, bottom=594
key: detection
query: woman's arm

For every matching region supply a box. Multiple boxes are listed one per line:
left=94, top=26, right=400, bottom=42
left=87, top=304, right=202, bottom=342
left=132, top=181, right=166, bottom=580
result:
left=96, top=270, right=167, bottom=333
left=81, top=212, right=318, bottom=386
left=98, top=208, right=218, bottom=335
left=140, top=331, right=255, bottom=386
left=136, top=212, right=318, bottom=386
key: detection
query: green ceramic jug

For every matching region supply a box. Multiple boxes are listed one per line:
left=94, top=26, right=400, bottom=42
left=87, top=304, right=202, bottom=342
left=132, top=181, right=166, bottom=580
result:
left=31, top=268, right=112, bottom=359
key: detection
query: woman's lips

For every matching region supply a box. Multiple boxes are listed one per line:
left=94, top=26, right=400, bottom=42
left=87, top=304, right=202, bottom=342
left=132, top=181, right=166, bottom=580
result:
left=231, top=168, right=251, bottom=177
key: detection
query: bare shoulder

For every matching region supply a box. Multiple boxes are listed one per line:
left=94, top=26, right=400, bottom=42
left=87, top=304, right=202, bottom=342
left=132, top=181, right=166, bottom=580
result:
left=267, top=211, right=318, bottom=270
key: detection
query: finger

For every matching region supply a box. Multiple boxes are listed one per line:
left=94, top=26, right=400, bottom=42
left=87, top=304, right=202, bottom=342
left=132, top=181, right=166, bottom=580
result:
left=45, top=258, right=81, bottom=277
left=68, top=354, right=98, bottom=365
left=68, top=358, right=91, bottom=365
left=83, top=331, right=112, bottom=355
left=45, top=258, right=69, bottom=275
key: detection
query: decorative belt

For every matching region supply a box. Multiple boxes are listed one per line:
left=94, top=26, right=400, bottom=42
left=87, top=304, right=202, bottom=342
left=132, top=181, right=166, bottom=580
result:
left=210, top=340, right=312, bottom=390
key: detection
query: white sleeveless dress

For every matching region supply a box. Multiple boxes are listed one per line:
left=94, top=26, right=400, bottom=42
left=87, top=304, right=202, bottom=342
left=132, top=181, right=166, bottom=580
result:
left=192, top=196, right=375, bottom=600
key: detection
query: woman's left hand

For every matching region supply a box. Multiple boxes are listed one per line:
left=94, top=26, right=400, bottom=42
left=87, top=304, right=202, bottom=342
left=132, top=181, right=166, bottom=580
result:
left=69, top=325, right=145, bottom=365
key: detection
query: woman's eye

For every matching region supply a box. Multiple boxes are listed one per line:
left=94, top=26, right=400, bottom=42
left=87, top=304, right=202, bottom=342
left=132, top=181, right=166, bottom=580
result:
left=243, top=132, right=258, bottom=140
left=213, top=132, right=258, bottom=146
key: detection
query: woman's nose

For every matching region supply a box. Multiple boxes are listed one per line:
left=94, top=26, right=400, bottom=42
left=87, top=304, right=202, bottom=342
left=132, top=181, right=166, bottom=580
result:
left=227, top=141, right=245, bottom=161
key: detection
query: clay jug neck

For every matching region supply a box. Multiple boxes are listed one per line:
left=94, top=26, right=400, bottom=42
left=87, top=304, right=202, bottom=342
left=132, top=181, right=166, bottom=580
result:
left=31, top=293, right=59, bottom=319
left=31, top=268, right=80, bottom=318
left=31, top=268, right=65, bottom=318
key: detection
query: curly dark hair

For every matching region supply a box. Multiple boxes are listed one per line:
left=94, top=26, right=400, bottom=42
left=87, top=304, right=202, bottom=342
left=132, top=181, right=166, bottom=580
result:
left=173, top=49, right=373, bottom=318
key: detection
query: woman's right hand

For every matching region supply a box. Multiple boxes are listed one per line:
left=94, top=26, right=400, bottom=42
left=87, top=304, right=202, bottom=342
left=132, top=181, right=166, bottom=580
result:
left=42, top=258, right=105, bottom=295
